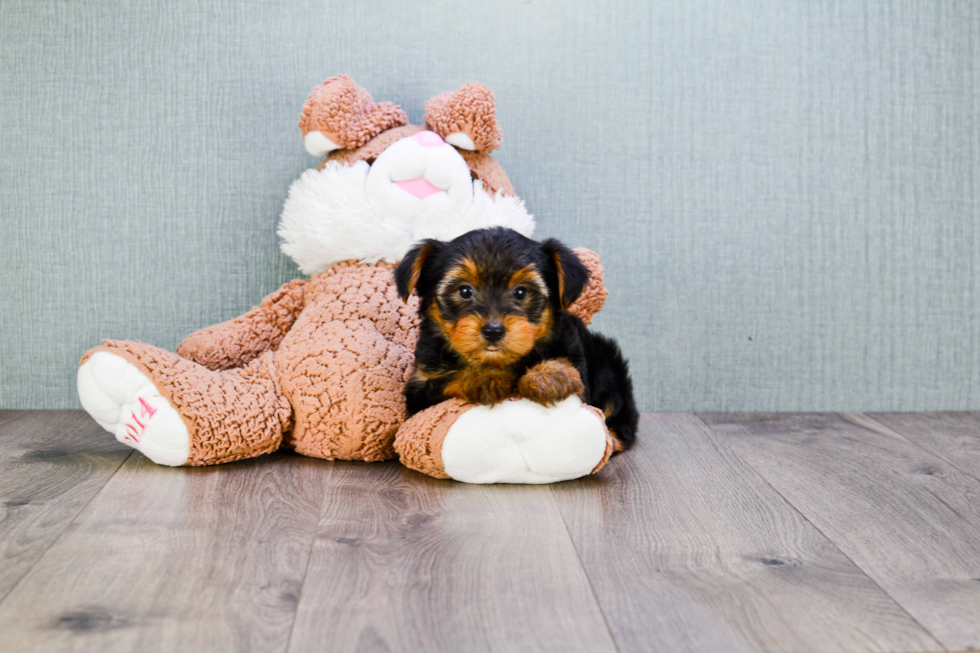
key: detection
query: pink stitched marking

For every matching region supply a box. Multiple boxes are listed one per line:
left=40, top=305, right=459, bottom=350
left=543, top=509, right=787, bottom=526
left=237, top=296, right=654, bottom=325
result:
left=139, top=397, right=157, bottom=419
left=123, top=398, right=158, bottom=443
left=125, top=423, right=141, bottom=443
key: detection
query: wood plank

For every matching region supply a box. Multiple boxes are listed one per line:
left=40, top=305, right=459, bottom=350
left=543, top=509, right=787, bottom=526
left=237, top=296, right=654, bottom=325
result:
left=287, top=461, right=617, bottom=653
left=700, top=412, right=980, bottom=652
left=0, top=410, right=27, bottom=429
left=0, top=410, right=130, bottom=606
left=551, top=413, right=940, bottom=653
left=864, top=412, right=980, bottom=482
left=0, top=449, right=331, bottom=653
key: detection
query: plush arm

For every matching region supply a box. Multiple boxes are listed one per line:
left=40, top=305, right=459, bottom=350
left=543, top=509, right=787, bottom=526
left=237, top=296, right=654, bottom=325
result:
left=395, top=398, right=614, bottom=483
left=567, top=248, right=608, bottom=325
left=177, top=279, right=306, bottom=371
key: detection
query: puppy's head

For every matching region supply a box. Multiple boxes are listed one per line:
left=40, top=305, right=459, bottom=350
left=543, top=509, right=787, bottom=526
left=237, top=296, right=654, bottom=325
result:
left=395, top=227, right=589, bottom=366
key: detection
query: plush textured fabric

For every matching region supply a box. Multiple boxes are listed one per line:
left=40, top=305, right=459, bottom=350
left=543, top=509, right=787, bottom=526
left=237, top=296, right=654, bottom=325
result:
left=73, top=74, right=619, bottom=479
left=433, top=397, right=612, bottom=483
left=177, top=279, right=307, bottom=370
left=566, top=248, right=607, bottom=326
left=591, top=423, right=615, bottom=474
left=81, top=342, right=290, bottom=466
left=324, top=125, right=423, bottom=168
left=424, top=83, right=503, bottom=153
left=275, top=262, right=418, bottom=461
left=394, top=398, right=470, bottom=479
left=278, top=160, right=533, bottom=275
left=81, top=255, right=608, bottom=466
left=77, top=350, right=193, bottom=465
left=457, top=150, right=515, bottom=198
left=300, top=75, right=408, bottom=149
left=394, top=398, right=615, bottom=482
left=324, top=124, right=515, bottom=197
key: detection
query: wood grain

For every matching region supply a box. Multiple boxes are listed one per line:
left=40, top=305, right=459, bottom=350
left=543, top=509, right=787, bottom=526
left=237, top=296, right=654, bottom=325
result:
left=7, top=411, right=980, bottom=652
left=286, top=461, right=617, bottom=653
left=864, top=412, right=980, bottom=482
left=700, top=412, right=980, bottom=652
left=0, top=449, right=331, bottom=653
left=0, top=410, right=130, bottom=606
left=551, top=413, right=940, bottom=653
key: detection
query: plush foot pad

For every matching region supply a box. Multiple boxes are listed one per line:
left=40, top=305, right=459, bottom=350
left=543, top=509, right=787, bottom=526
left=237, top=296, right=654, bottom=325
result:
left=77, top=352, right=190, bottom=466
left=441, top=396, right=608, bottom=484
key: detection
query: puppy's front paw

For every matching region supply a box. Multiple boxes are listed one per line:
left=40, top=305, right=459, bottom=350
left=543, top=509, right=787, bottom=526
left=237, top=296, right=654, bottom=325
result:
left=518, top=359, right=585, bottom=407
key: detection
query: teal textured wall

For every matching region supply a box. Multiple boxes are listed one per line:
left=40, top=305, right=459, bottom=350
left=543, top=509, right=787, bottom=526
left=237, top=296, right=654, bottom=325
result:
left=1, top=0, right=978, bottom=410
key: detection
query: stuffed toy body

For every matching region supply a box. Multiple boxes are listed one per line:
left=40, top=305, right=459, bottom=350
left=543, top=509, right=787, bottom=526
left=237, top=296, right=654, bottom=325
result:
left=77, top=77, right=613, bottom=484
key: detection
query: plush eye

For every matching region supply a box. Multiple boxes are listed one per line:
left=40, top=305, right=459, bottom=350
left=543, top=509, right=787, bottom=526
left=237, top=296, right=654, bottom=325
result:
left=458, top=285, right=474, bottom=300
left=513, top=286, right=527, bottom=300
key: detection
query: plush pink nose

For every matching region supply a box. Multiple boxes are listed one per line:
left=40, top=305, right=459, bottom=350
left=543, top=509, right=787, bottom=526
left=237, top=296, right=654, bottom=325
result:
left=413, top=130, right=444, bottom=148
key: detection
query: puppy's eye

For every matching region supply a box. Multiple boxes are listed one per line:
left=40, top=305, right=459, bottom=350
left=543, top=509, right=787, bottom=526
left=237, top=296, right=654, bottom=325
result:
left=458, top=285, right=474, bottom=300
left=512, top=286, right=527, bottom=300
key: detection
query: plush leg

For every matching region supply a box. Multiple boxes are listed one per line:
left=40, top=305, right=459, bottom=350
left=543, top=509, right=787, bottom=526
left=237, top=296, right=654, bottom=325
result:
left=78, top=351, right=190, bottom=465
left=78, top=340, right=291, bottom=466
left=394, top=397, right=613, bottom=484
left=278, top=320, right=414, bottom=462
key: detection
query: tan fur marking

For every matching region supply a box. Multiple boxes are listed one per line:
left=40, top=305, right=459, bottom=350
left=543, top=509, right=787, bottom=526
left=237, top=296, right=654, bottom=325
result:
left=610, top=431, right=626, bottom=453
left=445, top=257, right=481, bottom=288
left=429, top=301, right=487, bottom=364
left=495, top=314, right=537, bottom=363
left=508, top=266, right=545, bottom=290
left=447, top=314, right=489, bottom=363
left=427, top=301, right=451, bottom=333
left=411, top=366, right=453, bottom=384
left=404, top=242, right=436, bottom=299
left=534, top=306, right=554, bottom=342
left=435, top=310, right=549, bottom=368
left=553, top=256, right=567, bottom=308
left=517, top=359, right=585, bottom=407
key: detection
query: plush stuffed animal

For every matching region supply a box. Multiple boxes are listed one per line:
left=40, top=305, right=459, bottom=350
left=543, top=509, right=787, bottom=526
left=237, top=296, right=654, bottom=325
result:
left=76, top=76, right=614, bottom=484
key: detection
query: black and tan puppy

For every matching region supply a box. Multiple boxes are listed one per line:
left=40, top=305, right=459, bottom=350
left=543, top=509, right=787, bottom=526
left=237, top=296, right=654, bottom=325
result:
left=395, top=227, right=638, bottom=451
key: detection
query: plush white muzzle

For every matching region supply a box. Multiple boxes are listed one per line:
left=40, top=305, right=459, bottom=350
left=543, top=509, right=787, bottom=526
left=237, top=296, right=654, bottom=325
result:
left=279, top=135, right=534, bottom=275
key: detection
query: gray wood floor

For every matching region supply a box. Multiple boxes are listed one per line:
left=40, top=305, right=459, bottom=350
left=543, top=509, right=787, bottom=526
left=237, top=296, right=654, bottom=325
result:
left=1, top=411, right=978, bottom=653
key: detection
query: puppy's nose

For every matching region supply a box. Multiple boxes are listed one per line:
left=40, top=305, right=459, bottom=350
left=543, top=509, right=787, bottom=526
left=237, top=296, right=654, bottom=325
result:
left=481, top=321, right=505, bottom=342
left=413, top=130, right=444, bottom=148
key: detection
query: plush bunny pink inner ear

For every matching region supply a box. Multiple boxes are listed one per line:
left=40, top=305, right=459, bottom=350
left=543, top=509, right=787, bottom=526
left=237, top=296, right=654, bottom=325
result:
left=299, top=74, right=408, bottom=154
left=423, top=82, right=503, bottom=153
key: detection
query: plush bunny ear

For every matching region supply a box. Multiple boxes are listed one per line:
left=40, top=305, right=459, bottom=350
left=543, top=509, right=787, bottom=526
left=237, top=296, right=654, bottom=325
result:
left=299, top=75, right=408, bottom=157
left=424, top=82, right=503, bottom=153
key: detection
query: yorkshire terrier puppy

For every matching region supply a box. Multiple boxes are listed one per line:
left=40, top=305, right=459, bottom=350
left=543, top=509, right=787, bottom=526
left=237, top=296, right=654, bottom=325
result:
left=395, top=227, right=638, bottom=451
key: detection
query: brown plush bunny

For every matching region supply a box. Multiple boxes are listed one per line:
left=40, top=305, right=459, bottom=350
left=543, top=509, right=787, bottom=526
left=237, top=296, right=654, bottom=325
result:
left=77, top=76, right=612, bottom=484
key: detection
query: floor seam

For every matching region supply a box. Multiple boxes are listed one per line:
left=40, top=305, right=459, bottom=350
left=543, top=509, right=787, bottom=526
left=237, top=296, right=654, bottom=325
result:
left=691, top=412, right=950, bottom=653
left=0, top=442, right=135, bottom=614
left=858, top=412, right=980, bottom=486
left=548, top=487, right=623, bottom=653
left=282, top=465, right=335, bottom=653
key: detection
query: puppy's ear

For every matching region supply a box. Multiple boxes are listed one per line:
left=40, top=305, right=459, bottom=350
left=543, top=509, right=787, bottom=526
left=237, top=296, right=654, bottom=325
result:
left=395, top=240, right=442, bottom=302
left=541, top=238, right=589, bottom=310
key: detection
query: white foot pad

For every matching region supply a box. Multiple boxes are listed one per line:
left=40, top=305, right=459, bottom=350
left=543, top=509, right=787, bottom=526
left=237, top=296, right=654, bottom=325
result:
left=77, top=352, right=190, bottom=466
left=441, top=396, right=608, bottom=484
